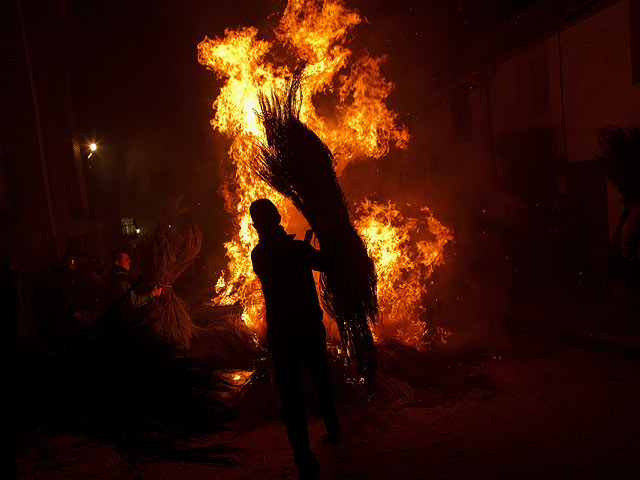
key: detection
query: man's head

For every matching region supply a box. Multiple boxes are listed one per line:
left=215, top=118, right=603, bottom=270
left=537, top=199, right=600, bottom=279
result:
left=250, top=199, right=281, bottom=235
left=113, top=251, right=131, bottom=272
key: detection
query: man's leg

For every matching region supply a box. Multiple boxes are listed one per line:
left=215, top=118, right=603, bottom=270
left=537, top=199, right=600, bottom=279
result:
left=304, top=333, right=340, bottom=443
left=272, top=352, right=317, bottom=470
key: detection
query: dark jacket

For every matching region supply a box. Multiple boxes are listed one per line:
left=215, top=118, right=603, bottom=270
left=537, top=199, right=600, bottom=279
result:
left=251, top=226, right=324, bottom=336
left=106, top=267, right=153, bottom=322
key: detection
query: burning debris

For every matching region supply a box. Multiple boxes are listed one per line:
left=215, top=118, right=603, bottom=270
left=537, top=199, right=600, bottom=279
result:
left=197, top=0, right=453, bottom=351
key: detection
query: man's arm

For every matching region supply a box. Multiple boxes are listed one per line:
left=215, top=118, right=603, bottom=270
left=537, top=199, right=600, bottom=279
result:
left=251, top=247, right=265, bottom=278
left=116, top=279, right=157, bottom=308
left=129, top=289, right=154, bottom=308
left=300, top=241, right=325, bottom=272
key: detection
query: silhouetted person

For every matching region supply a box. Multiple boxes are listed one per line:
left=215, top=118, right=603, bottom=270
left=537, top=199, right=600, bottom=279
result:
left=615, top=203, right=640, bottom=288
left=0, top=256, right=22, bottom=361
left=76, top=252, right=106, bottom=322
left=54, top=253, right=92, bottom=342
left=107, top=251, right=161, bottom=326
left=0, top=257, right=20, bottom=480
left=620, top=204, right=640, bottom=262
left=250, top=199, right=339, bottom=479
left=549, top=195, right=596, bottom=299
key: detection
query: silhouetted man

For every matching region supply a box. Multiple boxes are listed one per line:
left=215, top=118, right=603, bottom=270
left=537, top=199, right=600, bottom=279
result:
left=250, top=199, right=339, bottom=479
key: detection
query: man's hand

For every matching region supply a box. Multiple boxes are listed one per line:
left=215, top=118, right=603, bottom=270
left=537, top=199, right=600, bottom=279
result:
left=152, top=285, right=162, bottom=297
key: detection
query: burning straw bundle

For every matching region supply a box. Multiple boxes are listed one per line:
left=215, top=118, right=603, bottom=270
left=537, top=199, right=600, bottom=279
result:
left=150, top=198, right=203, bottom=348
left=251, top=68, right=378, bottom=386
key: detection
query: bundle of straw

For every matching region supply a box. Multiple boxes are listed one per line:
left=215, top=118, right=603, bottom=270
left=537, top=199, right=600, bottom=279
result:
left=150, top=197, right=203, bottom=348
left=251, top=67, right=378, bottom=386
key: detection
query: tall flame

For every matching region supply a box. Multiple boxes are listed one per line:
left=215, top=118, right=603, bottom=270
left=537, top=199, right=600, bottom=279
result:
left=198, top=0, right=451, bottom=348
left=355, top=201, right=454, bottom=346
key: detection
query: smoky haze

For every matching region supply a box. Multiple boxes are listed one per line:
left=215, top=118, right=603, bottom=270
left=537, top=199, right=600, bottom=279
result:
left=69, top=0, right=281, bottom=282
left=69, top=0, right=536, bottom=347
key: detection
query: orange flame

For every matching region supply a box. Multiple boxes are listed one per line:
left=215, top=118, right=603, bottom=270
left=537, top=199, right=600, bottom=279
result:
left=355, top=201, right=454, bottom=347
left=198, top=0, right=451, bottom=348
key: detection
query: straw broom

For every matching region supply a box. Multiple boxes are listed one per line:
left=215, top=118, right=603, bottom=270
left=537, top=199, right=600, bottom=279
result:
left=150, top=197, right=203, bottom=348
left=251, top=67, right=378, bottom=387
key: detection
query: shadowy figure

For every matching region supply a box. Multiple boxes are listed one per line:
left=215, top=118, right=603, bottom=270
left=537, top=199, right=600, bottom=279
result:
left=250, top=199, right=339, bottom=479
left=106, top=251, right=162, bottom=326
left=549, top=195, right=596, bottom=299
left=0, top=257, right=20, bottom=480
left=76, top=252, right=106, bottom=321
left=596, top=126, right=640, bottom=286
left=0, top=256, right=22, bottom=361
left=54, top=253, right=92, bottom=343
left=620, top=204, right=640, bottom=262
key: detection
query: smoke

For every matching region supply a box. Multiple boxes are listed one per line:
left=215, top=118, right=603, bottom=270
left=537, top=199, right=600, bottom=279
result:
left=71, top=0, right=541, bottom=351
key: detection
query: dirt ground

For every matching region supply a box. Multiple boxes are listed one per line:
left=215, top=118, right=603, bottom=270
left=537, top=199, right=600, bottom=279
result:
left=17, top=318, right=640, bottom=480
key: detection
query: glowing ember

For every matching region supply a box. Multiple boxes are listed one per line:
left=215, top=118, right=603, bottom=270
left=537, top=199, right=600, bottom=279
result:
left=198, top=0, right=452, bottom=348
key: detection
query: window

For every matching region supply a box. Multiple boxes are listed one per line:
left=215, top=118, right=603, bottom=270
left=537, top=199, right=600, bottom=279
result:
left=120, top=217, right=136, bottom=236
left=530, top=56, right=551, bottom=114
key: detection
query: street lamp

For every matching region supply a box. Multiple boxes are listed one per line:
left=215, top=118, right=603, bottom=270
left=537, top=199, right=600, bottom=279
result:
left=88, top=142, right=97, bottom=158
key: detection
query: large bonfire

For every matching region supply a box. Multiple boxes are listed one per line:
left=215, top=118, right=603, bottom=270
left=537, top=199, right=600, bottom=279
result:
left=197, top=0, right=453, bottom=350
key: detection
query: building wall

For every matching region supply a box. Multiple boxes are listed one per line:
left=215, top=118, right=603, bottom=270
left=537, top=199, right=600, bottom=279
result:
left=420, top=82, right=493, bottom=197
left=417, top=0, right=639, bottom=291
left=563, top=0, right=640, bottom=163
left=493, top=35, right=563, bottom=161
left=561, top=0, right=640, bottom=237
left=1, top=0, right=57, bottom=270
left=1, top=0, right=97, bottom=278
left=489, top=0, right=640, bottom=239
left=491, top=36, right=563, bottom=140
